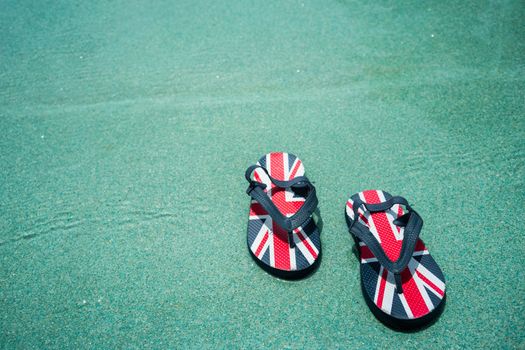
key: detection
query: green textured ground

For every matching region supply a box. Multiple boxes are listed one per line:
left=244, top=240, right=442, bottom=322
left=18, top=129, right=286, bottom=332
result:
left=1, top=0, right=524, bottom=348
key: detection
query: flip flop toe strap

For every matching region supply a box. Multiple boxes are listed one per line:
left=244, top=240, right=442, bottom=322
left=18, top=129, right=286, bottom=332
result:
left=349, top=194, right=423, bottom=293
left=245, top=164, right=318, bottom=233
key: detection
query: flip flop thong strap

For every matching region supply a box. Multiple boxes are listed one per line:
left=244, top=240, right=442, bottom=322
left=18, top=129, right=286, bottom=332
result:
left=349, top=194, right=423, bottom=293
left=245, top=164, right=318, bottom=232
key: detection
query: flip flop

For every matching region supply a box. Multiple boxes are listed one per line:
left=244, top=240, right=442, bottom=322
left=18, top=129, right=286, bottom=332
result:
left=245, top=152, right=321, bottom=279
left=345, top=190, right=446, bottom=329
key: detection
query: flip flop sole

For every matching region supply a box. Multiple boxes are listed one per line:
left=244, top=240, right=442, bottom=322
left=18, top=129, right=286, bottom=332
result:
left=247, top=152, right=321, bottom=279
left=346, top=190, right=446, bottom=329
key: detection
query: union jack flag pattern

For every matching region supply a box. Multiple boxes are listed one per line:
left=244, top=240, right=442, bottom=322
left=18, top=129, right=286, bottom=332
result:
left=346, top=190, right=446, bottom=321
left=247, top=152, right=320, bottom=275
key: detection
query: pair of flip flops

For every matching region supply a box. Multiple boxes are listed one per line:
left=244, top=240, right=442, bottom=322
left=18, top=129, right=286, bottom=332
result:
left=245, top=152, right=446, bottom=329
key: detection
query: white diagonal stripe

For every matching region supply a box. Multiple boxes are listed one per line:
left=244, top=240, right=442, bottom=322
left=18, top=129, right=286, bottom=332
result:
left=250, top=224, right=269, bottom=253
left=293, top=228, right=316, bottom=264
left=414, top=259, right=446, bottom=291
left=398, top=292, right=414, bottom=319
left=381, top=271, right=395, bottom=314
left=268, top=230, right=275, bottom=267
left=409, top=259, right=434, bottom=311
left=374, top=266, right=384, bottom=305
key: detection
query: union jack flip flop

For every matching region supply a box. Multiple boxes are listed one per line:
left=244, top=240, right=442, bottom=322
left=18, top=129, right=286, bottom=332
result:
left=346, top=190, right=446, bottom=329
left=245, top=152, right=321, bottom=278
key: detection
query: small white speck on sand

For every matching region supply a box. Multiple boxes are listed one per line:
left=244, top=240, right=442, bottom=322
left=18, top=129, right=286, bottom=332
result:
left=82, top=300, right=87, bottom=304
left=431, top=34, right=435, bottom=38
left=80, top=55, right=83, bottom=59
left=296, top=69, right=301, bottom=73
left=216, top=75, right=220, bottom=78
left=41, top=135, right=44, bottom=139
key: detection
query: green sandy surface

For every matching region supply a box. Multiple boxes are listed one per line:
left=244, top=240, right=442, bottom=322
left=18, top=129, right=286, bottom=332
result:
left=1, top=0, right=524, bottom=348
